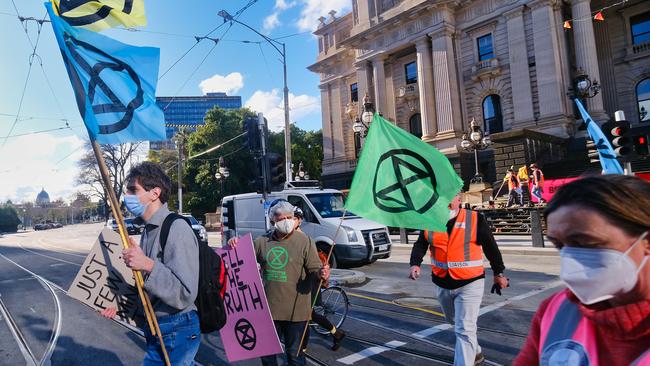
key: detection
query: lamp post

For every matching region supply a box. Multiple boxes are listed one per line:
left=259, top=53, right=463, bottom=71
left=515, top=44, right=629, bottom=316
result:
left=215, top=157, right=230, bottom=194
left=218, top=10, right=292, bottom=182
left=349, top=93, right=374, bottom=158
left=460, top=118, right=491, bottom=184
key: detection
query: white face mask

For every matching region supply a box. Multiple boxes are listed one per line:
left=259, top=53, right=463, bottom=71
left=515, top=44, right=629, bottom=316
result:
left=274, top=218, right=296, bottom=235
left=449, top=209, right=459, bottom=219
left=560, top=231, right=649, bottom=305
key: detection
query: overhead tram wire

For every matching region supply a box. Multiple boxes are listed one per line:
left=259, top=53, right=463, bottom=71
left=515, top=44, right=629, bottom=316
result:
left=1, top=4, right=47, bottom=148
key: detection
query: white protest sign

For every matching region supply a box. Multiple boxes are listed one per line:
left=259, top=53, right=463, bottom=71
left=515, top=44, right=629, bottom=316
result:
left=68, top=228, right=144, bottom=326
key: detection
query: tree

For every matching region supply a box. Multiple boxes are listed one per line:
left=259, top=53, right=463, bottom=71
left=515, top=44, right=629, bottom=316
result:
left=75, top=143, right=143, bottom=219
left=0, top=203, right=21, bottom=232
left=267, top=125, right=323, bottom=181
left=182, top=107, right=259, bottom=218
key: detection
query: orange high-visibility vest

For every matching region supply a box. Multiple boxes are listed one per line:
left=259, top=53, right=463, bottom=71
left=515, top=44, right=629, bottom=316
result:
left=533, top=169, right=545, bottom=187
left=424, top=209, right=484, bottom=280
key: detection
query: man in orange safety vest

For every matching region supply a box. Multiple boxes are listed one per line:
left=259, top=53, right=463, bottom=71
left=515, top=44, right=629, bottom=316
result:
left=409, top=192, right=509, bottom=366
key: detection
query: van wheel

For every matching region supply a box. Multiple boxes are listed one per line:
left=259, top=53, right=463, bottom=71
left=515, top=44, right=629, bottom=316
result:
left=329, top=252, right=338, bottom=269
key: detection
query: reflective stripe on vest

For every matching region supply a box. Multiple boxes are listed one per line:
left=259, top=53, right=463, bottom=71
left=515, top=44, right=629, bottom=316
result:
left=424, top=209, right=483, bottom=280
left=540, top=291, right=650, bottom=366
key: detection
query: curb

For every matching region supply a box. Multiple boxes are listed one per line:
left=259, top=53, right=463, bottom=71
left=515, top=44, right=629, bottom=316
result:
left=390, top=243, right=558, bottom=256
left=329, top=269, right=366, bottom=286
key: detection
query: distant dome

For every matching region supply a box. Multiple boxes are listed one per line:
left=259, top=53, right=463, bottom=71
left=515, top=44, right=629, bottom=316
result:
left=36, top=188, right=50, bottom=206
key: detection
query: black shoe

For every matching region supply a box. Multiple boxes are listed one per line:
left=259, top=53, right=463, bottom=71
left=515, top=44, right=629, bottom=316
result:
left=331, top=329, right=346, bottom=351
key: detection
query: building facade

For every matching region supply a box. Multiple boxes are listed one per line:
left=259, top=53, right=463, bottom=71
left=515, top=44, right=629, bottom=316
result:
left=151, top=92, right=242, bottom=150
left=309, top=0, right=650, bottom=189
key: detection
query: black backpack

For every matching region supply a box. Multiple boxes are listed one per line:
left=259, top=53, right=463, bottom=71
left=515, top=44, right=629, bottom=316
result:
left=160, top=213, right=228, bottom=333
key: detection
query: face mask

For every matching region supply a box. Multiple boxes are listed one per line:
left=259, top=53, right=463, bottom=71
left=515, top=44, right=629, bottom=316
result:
left=449, top=209, right=459, bottom=219
left=560, top=231, right=649, bottom=305
left=275, top=218, right=296, bottom=235
left=124, top=194, right=148, bottom=217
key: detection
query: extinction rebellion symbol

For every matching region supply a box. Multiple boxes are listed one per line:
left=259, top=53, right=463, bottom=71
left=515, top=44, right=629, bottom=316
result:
left=234, top=318, right=257, bottom=351
left=372, top=149, right=439, bottom=214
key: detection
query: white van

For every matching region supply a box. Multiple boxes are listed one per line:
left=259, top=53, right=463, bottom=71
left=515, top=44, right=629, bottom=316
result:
left=220, top=187, right=391, bottom=268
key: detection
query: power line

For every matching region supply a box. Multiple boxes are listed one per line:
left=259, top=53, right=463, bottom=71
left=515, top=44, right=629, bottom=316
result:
left=3, top=125, right=83, bottom=139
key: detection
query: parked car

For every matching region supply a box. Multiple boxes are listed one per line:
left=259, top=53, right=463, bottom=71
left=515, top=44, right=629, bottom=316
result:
left=107, top=218, right=141, bottom=235
left=181, top=214, right=208, bottom=245
left=34, top=223, right=48, bottom=230
left=51, top=223, right=63, bottom=228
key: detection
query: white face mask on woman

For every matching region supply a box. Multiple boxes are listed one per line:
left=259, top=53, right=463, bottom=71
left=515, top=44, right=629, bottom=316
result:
left=274, top=218, right=296, bottom=235
left=560, top=231, right=649, bottom=305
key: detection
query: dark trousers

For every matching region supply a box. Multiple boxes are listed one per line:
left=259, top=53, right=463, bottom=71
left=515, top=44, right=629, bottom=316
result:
left=261, top=321, right=307, bottom=366
left=311, top=280, right=334, bottom=332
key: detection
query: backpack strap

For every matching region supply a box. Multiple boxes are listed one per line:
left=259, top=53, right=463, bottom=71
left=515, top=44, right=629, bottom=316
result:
left=159, top=213, right=191, bottom=253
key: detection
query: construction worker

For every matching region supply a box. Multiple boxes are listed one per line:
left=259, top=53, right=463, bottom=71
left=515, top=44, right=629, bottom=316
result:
left=529, top=163, right=545, bottom=204
left=409, top=192, right=509, bottom=366
left=505, top=169, right=523, bottom=207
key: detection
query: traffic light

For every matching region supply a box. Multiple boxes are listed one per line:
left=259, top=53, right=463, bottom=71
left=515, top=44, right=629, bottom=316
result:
left=267, top=152, right=285, bottom=190
left=242, top=116, right=261, bottom=153
left=633, top=133, right=649, bottom=156
left=610, top=120, right=632, bottom=157
left=585, top=139, right=600, bottom=163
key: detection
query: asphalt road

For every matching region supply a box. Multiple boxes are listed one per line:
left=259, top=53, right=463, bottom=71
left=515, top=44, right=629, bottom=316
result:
left=0, top=223, right=563, bottom=365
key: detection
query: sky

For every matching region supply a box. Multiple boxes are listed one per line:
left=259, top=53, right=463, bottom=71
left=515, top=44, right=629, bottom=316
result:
left=0, top=0, right=352, bottom=204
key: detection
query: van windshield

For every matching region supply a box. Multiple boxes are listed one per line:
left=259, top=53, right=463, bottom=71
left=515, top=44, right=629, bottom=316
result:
left=306, top=193, right=354, bottom=218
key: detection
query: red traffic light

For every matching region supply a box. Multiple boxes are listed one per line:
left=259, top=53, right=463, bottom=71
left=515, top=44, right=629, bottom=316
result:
left=638, top=136, right=646, bottom=145
left=611, top=125, right=628, bottom=137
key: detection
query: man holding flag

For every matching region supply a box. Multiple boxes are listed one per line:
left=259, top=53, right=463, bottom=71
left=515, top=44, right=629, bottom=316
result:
left=344, top=114, right=508, bottom=365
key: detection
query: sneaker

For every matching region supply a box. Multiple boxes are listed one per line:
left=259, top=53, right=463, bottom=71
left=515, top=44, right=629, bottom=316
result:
left=331, top=329, right=346, bottom=351
left=474, top=352, right=485, bottom=365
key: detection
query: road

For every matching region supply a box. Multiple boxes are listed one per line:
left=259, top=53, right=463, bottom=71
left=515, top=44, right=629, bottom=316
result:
left=0, top=223, right=562, bottom=365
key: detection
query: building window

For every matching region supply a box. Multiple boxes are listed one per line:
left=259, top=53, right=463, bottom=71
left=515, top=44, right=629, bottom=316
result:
left=638, top=78, right=650, bottom=122
left=404, top=62, right=417, bottom=84
left=477, top=34, right=494, bottom=61
left=631, top=12, right=650, bottom=45
left=409, top=113, right=422, bottom=139
left=483, top=94, right=503, bottom=134
left=350, top=83, right=358, bottom=102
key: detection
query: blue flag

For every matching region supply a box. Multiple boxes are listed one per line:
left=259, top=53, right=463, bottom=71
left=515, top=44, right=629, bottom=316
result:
left=574, top=99, right=623, bottom=174
left=46, top=2, right=165, bottom=144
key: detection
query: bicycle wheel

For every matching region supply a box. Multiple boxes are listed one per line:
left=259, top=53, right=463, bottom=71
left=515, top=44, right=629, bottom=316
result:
left=312, top=286, right=349, bottom=335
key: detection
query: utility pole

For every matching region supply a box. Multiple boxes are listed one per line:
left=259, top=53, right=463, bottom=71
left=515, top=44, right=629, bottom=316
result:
left=175, top=129, right=185, bottom=213
left=217, top=10, right=292, bottom=183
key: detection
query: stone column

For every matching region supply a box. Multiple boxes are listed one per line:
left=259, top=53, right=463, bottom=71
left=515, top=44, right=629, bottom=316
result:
left=415, top=36, right=437, bottom=139
left=372, top=56, right=387, bottom=116
left=571, top=0, right=606, bottom=117
left=505, top=6, right=535, bottom=123
left=355, top=62, right=372, bottom=114
left=320, top=84, right=333, bottom=160
left=330, top=82, right=345, bottom=158
left=531, top=0, right=566, bottom=118
left=430, top=26, right=462, bottom=135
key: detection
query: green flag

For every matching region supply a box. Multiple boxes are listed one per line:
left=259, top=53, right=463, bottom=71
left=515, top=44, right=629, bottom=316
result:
left=344, top=114, right=463, bottom=231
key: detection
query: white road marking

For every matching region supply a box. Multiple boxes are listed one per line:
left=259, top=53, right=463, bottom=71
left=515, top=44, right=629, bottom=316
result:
left=37, top=238, right=88, bottom=258
left=16, top=242, right=82, bottom=266
left=411, top=280, right=563, bottom=340
left=337, top=340, right=406, bottom=365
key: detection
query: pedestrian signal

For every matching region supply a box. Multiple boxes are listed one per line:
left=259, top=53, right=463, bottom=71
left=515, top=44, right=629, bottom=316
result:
left=242, top=117, right=261, bottom=153
left=268, top=152, right=286, bottom=189
left=634, top=134, right=649, bottom=156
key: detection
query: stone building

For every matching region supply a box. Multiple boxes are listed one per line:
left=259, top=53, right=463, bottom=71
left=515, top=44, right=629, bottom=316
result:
left=308, top=0, right=650, bottom=189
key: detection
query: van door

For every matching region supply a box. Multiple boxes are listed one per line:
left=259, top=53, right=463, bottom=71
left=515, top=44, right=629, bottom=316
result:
left=287, top=195, right=319, bottom=238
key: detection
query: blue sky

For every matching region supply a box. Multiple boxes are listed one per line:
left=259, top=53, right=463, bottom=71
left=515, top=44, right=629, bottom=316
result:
left=0, top=0, right=351, bottom=203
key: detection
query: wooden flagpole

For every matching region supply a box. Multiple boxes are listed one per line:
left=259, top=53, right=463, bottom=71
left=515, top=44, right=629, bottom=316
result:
left=90, top=140, right=171, bottom=366
left=296, top=209, right=348, bottom=355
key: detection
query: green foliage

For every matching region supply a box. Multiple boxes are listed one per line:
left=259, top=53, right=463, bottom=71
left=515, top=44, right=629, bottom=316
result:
left=0, top=203, right=21, bottom=232
left=170, top=107, right=323, bottom=220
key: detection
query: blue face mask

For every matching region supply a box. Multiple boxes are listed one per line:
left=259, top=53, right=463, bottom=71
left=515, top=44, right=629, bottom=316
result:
left=124, top=194, right=147, bottom=217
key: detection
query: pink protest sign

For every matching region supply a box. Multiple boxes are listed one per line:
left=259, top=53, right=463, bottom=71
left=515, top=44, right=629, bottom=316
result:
left=216, top=234, right=282, bottom=362
left=528, top=177, right=578, bottom=203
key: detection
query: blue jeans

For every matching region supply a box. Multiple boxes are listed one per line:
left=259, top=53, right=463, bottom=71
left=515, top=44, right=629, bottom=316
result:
left=142, top=311, right=201, bottom=366
left=261, top=321, right=307, bottom=366
left=532, top=186, right=543, bottom=202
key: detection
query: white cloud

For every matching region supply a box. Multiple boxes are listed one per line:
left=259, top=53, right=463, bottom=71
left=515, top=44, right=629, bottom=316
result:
left=199, top=72, right=244, bottom=95
left=297, top=0, right=350, bottom=31
left=245, top=89, right=320, bottom=131
left=275, top=0, right=297, bottom=10
left=263, top=12, right=281, bottom=33
left=0, top=133, right=86, bottom=203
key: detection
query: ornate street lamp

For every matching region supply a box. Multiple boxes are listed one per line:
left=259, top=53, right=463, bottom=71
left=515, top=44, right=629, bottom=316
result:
left=215, top=157, right=229, bottom=192
left=459, top=118, right=491, bottom=184
left=573, top=68, right=600, bottom=99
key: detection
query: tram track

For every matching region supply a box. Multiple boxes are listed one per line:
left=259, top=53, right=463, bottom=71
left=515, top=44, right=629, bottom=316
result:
left=0, top=252, right=62, bottom=366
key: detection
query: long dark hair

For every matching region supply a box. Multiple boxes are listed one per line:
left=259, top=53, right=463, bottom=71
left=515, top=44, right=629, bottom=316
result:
left=544, top=175, right=650, bottom=236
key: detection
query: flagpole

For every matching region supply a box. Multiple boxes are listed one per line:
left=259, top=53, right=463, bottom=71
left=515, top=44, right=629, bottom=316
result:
left=296, top=209, right=348, bottom=356
left=90, top=140, right=171, bottom=366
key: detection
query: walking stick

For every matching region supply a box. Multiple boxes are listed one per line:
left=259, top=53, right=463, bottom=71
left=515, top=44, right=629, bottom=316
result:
left=493, top=179, right=507, bottom=199
left=91, top=141, right=171, bottom=366
left=296, top=209, right=348, bottom=356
